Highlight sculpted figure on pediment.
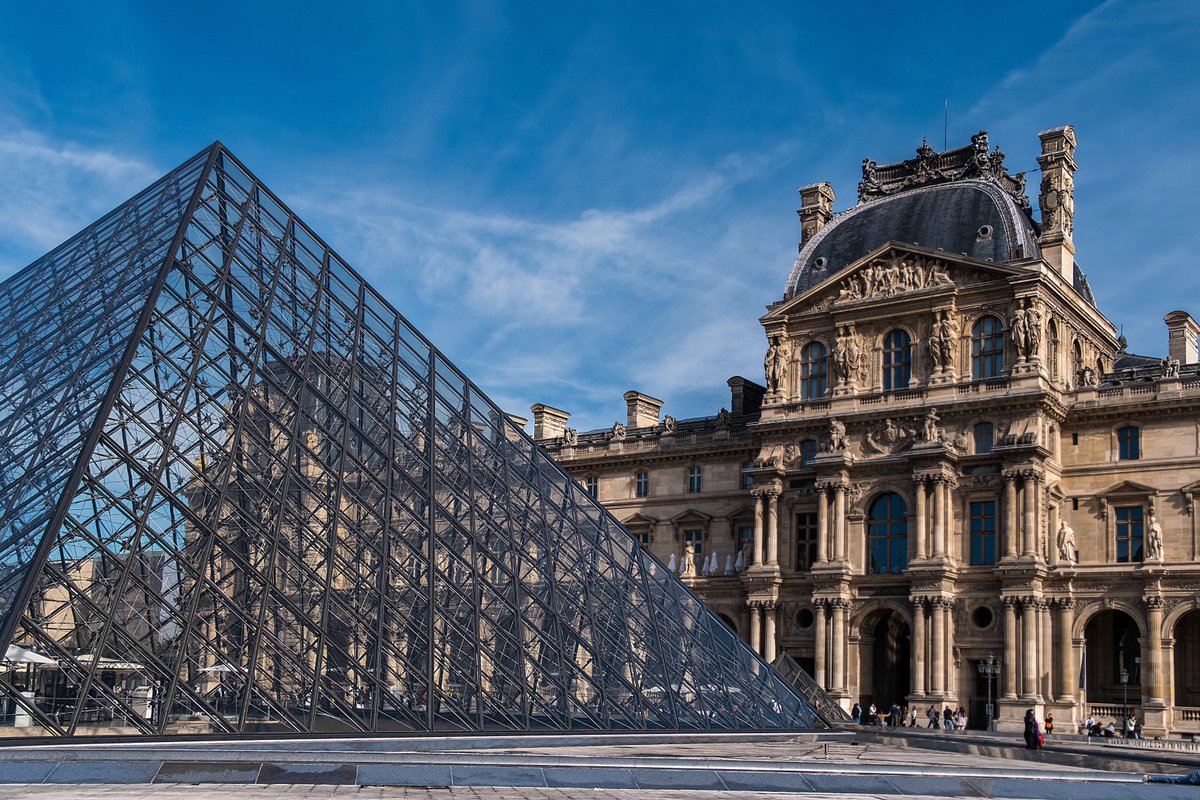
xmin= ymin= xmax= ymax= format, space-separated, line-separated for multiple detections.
xmin=833 ymin=255 xmax=953 ymax=305
xmin=861 ymin=418 xmax=913 ymax=456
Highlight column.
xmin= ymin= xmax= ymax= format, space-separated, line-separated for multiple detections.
xmin=816 ymin=487 xmax=829 ymax=563
xmin=945 ymin=600 xmax=956 ymax=697
xmin=831 ymin=601 xmax=846 ymax=692
xmin=1146 ymin=597 xmax=1165 ymax=705
xmin=1003 ymin=475 xmax=1018 ymax=559
xmin=814 ymin=602 xmax=827 ymax=689
xmin=930 ymin=599 xmax=945 ymax=695
xmin=1040 ymin=601 xmax=1053 ymax=701
xmin=1056 ymin=600 xmax=1075 ymax=702
xmin=834 ymin=483 xmax=847 ymax=562
xmin=749 ymin=602 xmax=762 ymax=654
xmin=764 ymin=603 xmax=778 ymax=663
xmin=1022 ymin=599 xmax=1037 ymax=698
xmin=766 ymin=490 xmax=780 ymax=566
xmin=911 ymin=599 xmax=926 ymax=696
xmin=1022 ymin=474 xmax=1037 ymax=556
xmin=932 ymin=479 xmax=946 ymax=557
xmin=1003 ymin=599 xmax=1017 ymax=699
xmin=914 ymin=480 xmax=927 ymax=560
xmin=752 ymin=491 xmax=764 ymax=566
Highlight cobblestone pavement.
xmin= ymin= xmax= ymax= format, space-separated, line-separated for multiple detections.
xmin=0 ymin=786 xmax=964 ymax=800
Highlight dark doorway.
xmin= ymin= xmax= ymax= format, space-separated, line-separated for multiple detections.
xmin=869 ymin=612 xmax=911 ymax=713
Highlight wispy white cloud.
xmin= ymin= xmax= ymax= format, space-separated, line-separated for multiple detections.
xmin=0 ymin=129 xmax=159 ymax=270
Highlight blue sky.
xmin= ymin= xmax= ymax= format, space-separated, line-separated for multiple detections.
xmin=1 ymin=1 xmax=1197 ymax=432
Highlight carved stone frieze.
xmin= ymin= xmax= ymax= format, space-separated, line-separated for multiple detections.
xmin=860 ymin=418 xmax=915 ymax=456
xmin=833 ymin=254 xmax=953 ymax=304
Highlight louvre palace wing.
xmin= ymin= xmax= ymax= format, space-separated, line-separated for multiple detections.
xmin=0 ymin=143 xmax=818 ymax=736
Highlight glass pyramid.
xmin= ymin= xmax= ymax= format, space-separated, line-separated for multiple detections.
xmin=0 ymin=143 xmax=818 ymax=737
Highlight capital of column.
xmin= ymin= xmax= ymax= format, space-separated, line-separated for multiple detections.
xmin=1053 ymin=597 xmax=1076 ymax=611
xmin=1143 ymin=595 xmax=1165 ymax=611
xmin=1002 ymin=595 xmax=1020 ymax=610
xmin=829 ymin=597 xmax=852 ymax=611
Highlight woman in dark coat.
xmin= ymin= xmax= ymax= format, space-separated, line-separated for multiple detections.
xmin=1023 ymin=708 xmax=1041 ymax=750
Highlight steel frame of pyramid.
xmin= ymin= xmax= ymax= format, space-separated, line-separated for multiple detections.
xmin=0 ymin=143 xmax=818 ymax=737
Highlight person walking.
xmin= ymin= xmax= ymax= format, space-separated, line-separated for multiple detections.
xmin=942 ymin=705 xmax=953 ymax=730
xmin=1125 ymin=713 xmax=1137 ymax=739
xmin=1023 ymin=708 xmax=1042 ymax=750
xmin=909 ymin=706 xmax=918 ymax=728
xmin=927 ymin=705 xmax=938 ymax=728
xmin=851 ymin=702 xmax=862 ymax=724
xmin=1045 ymin=713 xmax=1054 ymax=736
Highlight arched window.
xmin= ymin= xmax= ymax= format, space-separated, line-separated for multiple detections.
xmin=800 ymin=341 xmax=828 ymax=400
xmin=971 ymin=316 xmax=1006 ymax=380
xmin=867 ymin=492 xmax=908 ymax=575
xmin=882 ymin=329 xmax=912 ymax=392
xmin=1048 ymin=320 xmax=1060 ymax=382
xmin=1073 ymin=339 xmax=1084 ymax=382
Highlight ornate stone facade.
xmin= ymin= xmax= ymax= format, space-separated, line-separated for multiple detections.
xmin=535 ymin=127 xmax=1200 ymax=739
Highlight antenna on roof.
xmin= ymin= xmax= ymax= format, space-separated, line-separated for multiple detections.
xmin=944 ymin=99 xmax=949 ymax=151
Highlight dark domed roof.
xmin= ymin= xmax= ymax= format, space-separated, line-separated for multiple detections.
xmin=785 ymin=179 xmax=1040 ymax=299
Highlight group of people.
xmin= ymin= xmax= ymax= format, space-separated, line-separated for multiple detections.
xmin=1082 ymin=712 xmax=1142 ymax=739
xmin=850 ymin=701 xmax=969 ymax=731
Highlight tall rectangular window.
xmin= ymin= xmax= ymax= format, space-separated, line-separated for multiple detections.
xmin=1118 ymin=426 xmax=1140 ymax=460
xmin=688 ymin=465 xmax=703 ymax=493
xmin=969 ymin=500 xmax=997 ymax=565
xmin=585 ymin=475 xmax=598 ymax=498
xmin=796 ymin=512 xmax=818 ymax=571
xmin=635 ymin=470 xmax=649 ymax=497
xmin=974 ymin=423 xmax=994 ymax=455
xmin=683 ymin=529 xmax=704 ymax=573
xmin=1115 ymin=505 xmax=1144 ymax=562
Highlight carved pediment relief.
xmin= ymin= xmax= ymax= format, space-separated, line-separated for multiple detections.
xmin=768 ymin=245 xmax=1015 ymax=321
xmin=858 ymin=417 xmax=916 ymax=457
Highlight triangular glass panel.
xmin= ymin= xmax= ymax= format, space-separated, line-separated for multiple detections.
xmin=0 ymin=143 xmax=820 ymax=736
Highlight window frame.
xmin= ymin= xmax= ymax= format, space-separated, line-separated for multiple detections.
xmin=971 ymin=315 xmax=1006 ymax=380
xmin=867 ymin=492 xmax=909 ymax=575
xmin=882 ymin=329 xmax=913 ymax=392
xmin=634 ymin=470 xmax=649 ymax=498
xmin=800 ymin=341 xmax=829 ymax=400
xmin=1117 ymin=426 xmax=1141 ymax=461
xmin=795 ymin=511 xmax=818 ymax=571
xmin=974 ymin=422 xmax=994 ymax=455
xmin=969 ymin=499 xmax=998 ymax=565
xmin=1115 ymin=505 xmax=1144 ymax=563
xmin=687 ymin=464 xmax=703 ymax=494
xmin=584 ymin=475 xmax=598 ymax=498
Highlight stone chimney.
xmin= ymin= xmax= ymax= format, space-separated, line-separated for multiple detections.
xmin=797 ymin=182 xmax=835 ymax=244
xmin=1164 ymin=310 xmax=1200 ymax=365
xmin=503 ymin=413 xmax=528 ymax=443
xmin=623 ymin=390 xmax=664 ymax=429
xmin=530 ymin=403 xmax=570 ymax=440
xmin=1036 ymin=126 xmax=1077 ymax=283
xmin=727 ymin=376 xmax=766 ymax=416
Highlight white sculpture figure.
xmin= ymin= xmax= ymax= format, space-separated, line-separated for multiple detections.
xmin=681 ymin=542 xmax=697 ymax=577
xmin=921 ymin=408 xmax=942 ymax=443
xmin=1146 ymin=514 xmax=1165 ymax=561
xmin=1057 ymin=520 xmax=1079 ymax=564
xmin=724 ymin=553 xmax=734 ymax=575
xmin=764 ymin=336 xmax=789 ymax=394
xmin=734 ymin=549 xmax=745 ymax=573
xmin=666 ymin=553 xmax=677 ymax=573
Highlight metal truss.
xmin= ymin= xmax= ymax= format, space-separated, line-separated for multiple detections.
xmin=0 ymin=143 xmax=819 ymax=736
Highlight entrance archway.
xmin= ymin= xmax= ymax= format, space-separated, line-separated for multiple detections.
xmin=1084 ymin=609 xmax=1141 ymax=713
xmin=1174 ymin=610 xmax=1200 ymax=709
xmin=857 ymin=609 xmax=911 ymax=713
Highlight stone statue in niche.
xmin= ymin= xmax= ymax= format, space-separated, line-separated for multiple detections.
xmin=1057 ymin=520 xmax=1079 ymax=564
xmin=1026 ymin=299 xmax=1043 ymax=358
xmin=764 ymin=336 xmax=790 ymax=394
xmin=1009 ymin=299 xmax=1030 ymax=361
xmin=1146 ymin=514 xmax=1165 ymax=561
xmin=832 ymin=325 xmax=862 ymax=386
xmin=930 ymin=309 xmax=958 ymax=372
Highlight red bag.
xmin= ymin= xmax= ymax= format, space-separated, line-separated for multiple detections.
xmin=1038 ymin=732 xmax=1044 ymax=747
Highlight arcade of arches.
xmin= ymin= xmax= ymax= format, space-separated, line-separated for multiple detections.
xmin=539 ymin=127 xmax=1200 ymax=737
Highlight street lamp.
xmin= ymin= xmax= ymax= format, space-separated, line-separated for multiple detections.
xmin=1121 ymin=666 xmax=1129 ymax=727
xmin=977 ymin=652 xmax=1001 ymax=732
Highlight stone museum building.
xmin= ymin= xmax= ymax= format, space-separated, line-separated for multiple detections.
xmin=535 ymin=126 xmax=1200 ymax=738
